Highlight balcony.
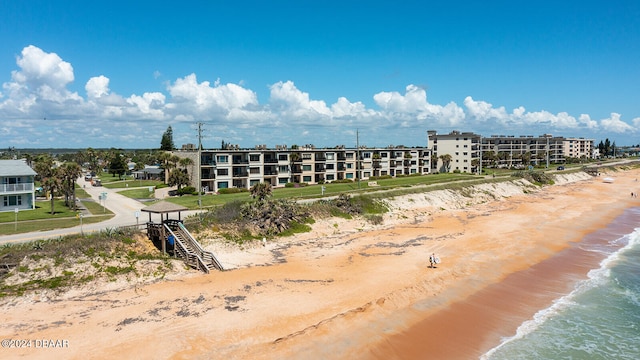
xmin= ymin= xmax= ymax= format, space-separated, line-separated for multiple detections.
xmin=201 ymin=171 xmax=215 ymax=180
xmin=0 ymin=183 xmax=34 ymax=194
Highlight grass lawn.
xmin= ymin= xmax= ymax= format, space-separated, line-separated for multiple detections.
xmin=103 ymin=179 xmax=164 ymax=189
xmin=0 ymin=214 xmax=112 ymax=235
xmin=0 ymin=200 xmax=79 ymax=222
xmin=81 ymin=198 xmax=114 ymax=216
xmin=161 ymin=173 xmax=485 ymax=210
xmin=0 ymin=199 xmax=114 ymax=235
xmin=95 ymin=173 xmax=164 ymax=189
xmin=117 ymin=188 xmax=156 ymax=200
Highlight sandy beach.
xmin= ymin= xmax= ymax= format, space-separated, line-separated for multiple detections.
xmin=1 ymin=168 xmax=638 ymax=360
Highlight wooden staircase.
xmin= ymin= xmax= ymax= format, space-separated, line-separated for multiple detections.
xmin=165 ymin=222 xmax=224 ymax=273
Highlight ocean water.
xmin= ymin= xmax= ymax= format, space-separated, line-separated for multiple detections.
xmin=483 ymin=209 xmax=640 ymax=360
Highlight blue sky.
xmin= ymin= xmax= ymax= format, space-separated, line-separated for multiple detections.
xmin=1 ymin=0 xmax=639 ymax=149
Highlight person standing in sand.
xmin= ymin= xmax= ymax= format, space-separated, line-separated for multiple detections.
xmin=429 ymin=253 xmax=436 ymax=268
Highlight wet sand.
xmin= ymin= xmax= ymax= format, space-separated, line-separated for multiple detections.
xmin=369 ymin=207 xmax=638 ymax=360
xmin=1 ymin=169 xmax=638 ymax=360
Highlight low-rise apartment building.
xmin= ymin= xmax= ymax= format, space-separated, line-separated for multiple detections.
xmin=174 ymin=145 xmax=431 ymax=193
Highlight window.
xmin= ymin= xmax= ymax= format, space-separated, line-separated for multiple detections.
xmin=364 ymin=172 xmax=370 ymax=177
xmin=326 ymin=163 xmax=334 ymax=170
xmin=278 ymin=178 xmax=288 ymax=184
xmin=3 ymin=195 xmax=22 ymax=206
xmin=326 ymin=174 xmax=334 ymax=180
xmin=217 ymin=181 xmax=228 ymax=189
xmin=249 ymin=154 xmax=260 ymax=162
xmin=217 ymin=169 xmax=229 ymax=176
xmin=250 ymin=167 xmax=260 ymax=174
xmin=363 ymin=152 xmax=371 ymax=159
xmin=326 ymin=153 xmax=334 ymax=160
xmin=346 ymin=163 xmax=353 ymax=169
xmin=250 ymin=179 xmax=260 ymax=186
xmin=381 ymin=152 xmax=388 ymax=158
xmin=278 ymin=154 xmax=288 ymax=161
xmin=279 ymin=165 xmax=289 ymax=172
xmin=346 ymin=173 xmax=354 ymax=179
xmin=303 ymin=165 xmax=312 ymax=171
xmin=302 ymin=153 xmax=312 ymax=160
xmin=217 ymin=155 xmax=228 ymax=163
xmin=346 ymin=153 xmax=354 ymax=159
xmin=303 ymin=176 xmax=312 ymax=182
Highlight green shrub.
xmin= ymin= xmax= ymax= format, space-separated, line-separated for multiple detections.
xmin=218 ymin=188 xmax=248 ymax=194
xmin=178 ymin=186 xmax=196 ymax=195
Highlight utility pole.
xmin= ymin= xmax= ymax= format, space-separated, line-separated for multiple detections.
xmin=546 ymin=135 xmax=550 ymax=169
xmin=197 ymin=122 xmax=203 ymax=217
xmin=479 ymin=135 xmax=483 ymax=175
xmin=356 ymin=129 xmax=360 ymax=189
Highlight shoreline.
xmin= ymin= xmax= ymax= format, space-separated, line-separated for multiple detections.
xmin=1 ymin=169 xmax=639 ymax=360
xmin=368 ymin=206 xmax=640 ymax=360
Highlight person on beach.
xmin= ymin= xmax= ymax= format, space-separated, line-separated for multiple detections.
xmin=429 ymin=253 xmax=436 ymax=268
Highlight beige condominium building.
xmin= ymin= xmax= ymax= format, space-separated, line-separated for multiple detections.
xmin=174 ymin=144 xmax=432 ymax=193
xmin=428 ymin=130 xmax=594 ymax=173
xmin=563 ymin=137 xmax=594 ymax=159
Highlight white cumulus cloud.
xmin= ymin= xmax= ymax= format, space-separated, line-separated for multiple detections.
xmin=269 ymin=80 xmax=332 ymax=117
xmin=601 ymin=113 xmax=636 ymax=133
xmin=85 ymin=75 xmax=110 ymax=98
xmin=373 ymin=85 xmax=465 ymax=126
xmin=167 ymin=73 xmax=258 ymax=116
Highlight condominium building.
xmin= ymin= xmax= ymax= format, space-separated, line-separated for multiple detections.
xmin=563 ymin=137 xmax=594 ymax=159
xmin=427 ymin=130 xmax=481 ymax=173
xmin=172 ymin=131 xmax=593 ymax=189
xmin=481 ymin=134 xmax=566 ymax=168
xmin=174 ymin=145 xmax=431 ymax=193
xmin=428 ymin=130 xmax=594 ymax=173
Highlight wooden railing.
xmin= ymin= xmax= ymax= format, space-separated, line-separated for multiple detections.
xmin=178 ymin=222 xmax=224 ymax=271
xmin=163 ymin=222 xmax=224 ymax=272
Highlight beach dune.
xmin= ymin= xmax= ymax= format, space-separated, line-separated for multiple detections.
xmin=1 ymin=169 xmax=637 ymax=360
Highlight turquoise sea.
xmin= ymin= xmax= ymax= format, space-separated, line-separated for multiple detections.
xmin=482 ymin=207 xmax=640 ymax=360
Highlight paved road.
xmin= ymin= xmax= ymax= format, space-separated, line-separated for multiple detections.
xmin=0 ymin=178 xmax=183 ymax=245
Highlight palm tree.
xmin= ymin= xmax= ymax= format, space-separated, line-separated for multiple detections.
xmin=33 ymin=155 xmax=61 ymax=215
xmin=289 ymin=152 xmax=300 ymax=184
xmin=179 ymin=157 xmax=194 ymax=182
xmin=158 ymin=151 xmax=173 ymax=183
xmin=250 ymin=182 xmax=272 ymax=201
xmin=438 ymin=154 xmax=452 ymax=173
xmin=60 ymin=162 xmax=82 ymax=209
xmin=168 ymin=168 xmax=190 ymax=194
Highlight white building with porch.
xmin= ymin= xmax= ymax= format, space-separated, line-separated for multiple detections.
xmin=0 ymin=160 xmax=37 ymax=212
